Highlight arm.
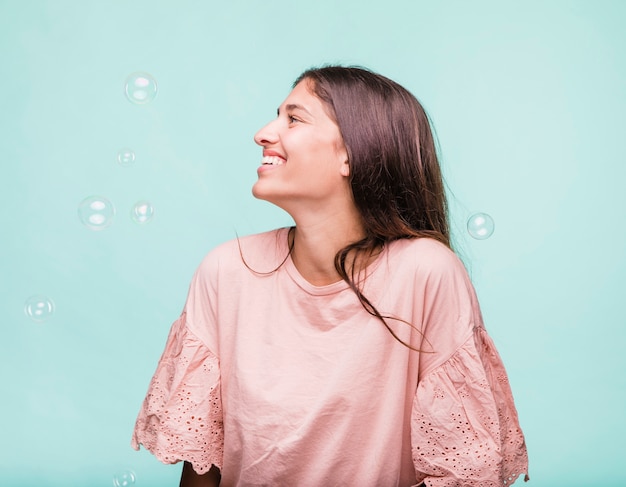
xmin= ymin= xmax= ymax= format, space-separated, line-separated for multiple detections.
xmin=179 ymin=462 xmax=221 ymax=487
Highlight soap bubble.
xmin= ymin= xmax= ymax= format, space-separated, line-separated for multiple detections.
xmin=78 ymin=196 xmax=115 ymax=231
xmin=24 ymin=295 xmax=55 ymax=322
xmin=117 ymin=148 xmax=136 ymax=167
xmin=113 ymin=469 xmax=136 ymax=487
xmin=467 ymin=212 xmax=495 ymax=240
xmin=125 ymin=72 xmax=157 ymax=104
xmin=131 ymin=201 xmax=154 ymax=224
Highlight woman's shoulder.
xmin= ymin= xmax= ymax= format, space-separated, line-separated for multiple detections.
xmin=389 ymin=236 xmax=465 ymax=276
xmin=197 ymin=227 xmax=290 ymax=274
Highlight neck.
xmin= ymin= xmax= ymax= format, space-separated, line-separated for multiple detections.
xmin=288 ymin=208 xmax=368 ymax=286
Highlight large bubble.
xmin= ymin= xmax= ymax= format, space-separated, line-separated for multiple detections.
xmin=24 ymin=295 xmax=55 ymax=322
xmin=467 ymin=212 xmax=495 ymax=240
xmin=124 ymin=72 xmax=158 ymax=105
xmin=78 ymin=196 xmax=115 ymax=231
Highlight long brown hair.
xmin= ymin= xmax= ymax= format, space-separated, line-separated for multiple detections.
xmin=294 ymin=66 xmax=449 ymax=248
xmin=292 ymin=66 xmax=450 ymax=348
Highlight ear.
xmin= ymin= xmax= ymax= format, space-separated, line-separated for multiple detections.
xmin=340 ymin=159 xmax=350 ymax=177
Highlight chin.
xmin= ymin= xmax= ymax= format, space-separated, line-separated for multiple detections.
xmin=251 ymin=186 xmax=293 ymax=213
xmin=252 ymin=184 xmax=277 ymax=204
xmin=251 ymin=183 xmax=268 ymax=201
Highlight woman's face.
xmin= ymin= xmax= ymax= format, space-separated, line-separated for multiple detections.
xmin=252 ymin=80 xmax=350 ymax=214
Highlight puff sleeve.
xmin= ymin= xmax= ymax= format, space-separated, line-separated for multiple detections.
xmin=131 ymin=311 xmax=224 ymax=474
xmin=412 ymin=325 xmax=529 ymax=486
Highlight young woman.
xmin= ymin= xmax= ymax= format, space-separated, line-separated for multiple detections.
xmin=132 ymin=66 xmax=529 ymax=486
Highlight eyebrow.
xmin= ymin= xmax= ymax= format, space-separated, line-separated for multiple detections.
xmin=277 ymin=103 xmax=313 ymax=116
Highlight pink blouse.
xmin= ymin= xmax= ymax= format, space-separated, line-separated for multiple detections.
xmin=132 ymin=228 xmax=529 ymax=486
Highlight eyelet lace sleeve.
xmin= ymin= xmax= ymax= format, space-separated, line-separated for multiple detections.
xmin=412 ymin=326 xmax=529 ymax=486
xmin=131 ymin=311 xmax=223 ymax=474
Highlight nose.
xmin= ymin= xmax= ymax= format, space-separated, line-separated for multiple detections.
xmin=254 ymin=119 xmax=279 ymax=147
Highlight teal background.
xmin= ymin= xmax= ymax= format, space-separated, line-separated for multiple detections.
xmin=1 ymin=0 xmax=625 ymax=485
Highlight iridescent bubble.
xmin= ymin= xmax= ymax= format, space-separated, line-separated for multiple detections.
xmin=467 ymin=212 xmax=495 ymax=240
xmin=24 ymin=295 xmax=55 ymax=322
xmin=78 ymin=196 xmax=115 ymax=231
xmin=117 ymin=148 xmax=136 ymax=167
xmin=113 ymin=469 xmax=136 ymax=487
xmin=124 ymin=72 xmax=157 ymax=104
xmin=131 ymin=201 xmax=154 ymax=224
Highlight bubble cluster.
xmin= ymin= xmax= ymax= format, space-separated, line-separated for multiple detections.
xmin=113 ymin=469 xmax=136 ymax=487
xmin=117 ymin=148 xmax=136 ymax=167
xmin=24 ymin=295 xmax=55 ymax=322
xmin=131 ymin=201 xmax=154 ymax=224
xmin=125 ymin=72 xmax=158 ymax=105
xmin=467 ymin=212 xmax=495 ymax=240
xmin=78 ymin=196 xmax=115 ymax=231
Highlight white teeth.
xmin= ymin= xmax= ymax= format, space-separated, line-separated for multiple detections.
xmin=261 ymin=155 xmax=285 ymax=166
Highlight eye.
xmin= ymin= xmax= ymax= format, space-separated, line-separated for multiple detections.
xmin=288 ymin=114 xmax=301 ymax=124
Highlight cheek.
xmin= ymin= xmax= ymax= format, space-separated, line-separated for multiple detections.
xmin=312 ymin=134 xmax=344 ymax=160
xmin=283 ymin=129 xmax=345 ymax=170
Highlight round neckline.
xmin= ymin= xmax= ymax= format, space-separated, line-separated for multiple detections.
xmin=284 ymin=256 xmax=350 ymax=296
xmin=277 ymin=227 xmax=387 ymax=296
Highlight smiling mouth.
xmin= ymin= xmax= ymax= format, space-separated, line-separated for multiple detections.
xmin=261 ymin=155 xmax=286 ymax=166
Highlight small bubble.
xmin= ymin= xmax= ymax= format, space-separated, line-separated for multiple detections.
xmin=78 ymin=196 xmax=115 ymax=231
xmin=131 ymin=201 xmax=154 ymax=224
xmin=113 ymin=470 xmax=136 ymax=487
xmin=467 ymin=212 xmax=495 ymax=240
xmin=117 ymin=148 xmax=136 ymax=167
xmin=125 ymin=72 xmax=157 ymax=105
xmin=24 ymin=295 xmax=55 ymax=322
